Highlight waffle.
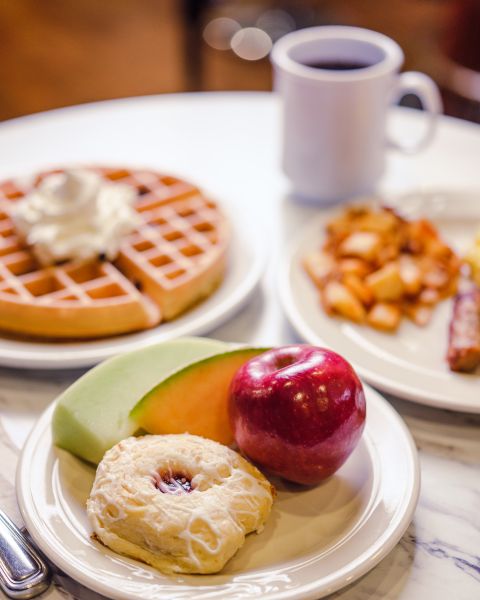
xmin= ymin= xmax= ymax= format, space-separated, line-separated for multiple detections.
xmin=0 ymin=167 xmax=229 ymax=339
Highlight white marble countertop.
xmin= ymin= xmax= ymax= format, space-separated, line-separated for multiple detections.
xmin=0 ymin=93 xmax=479 ymax=599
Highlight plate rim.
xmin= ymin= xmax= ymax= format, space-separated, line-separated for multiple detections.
xmin=0 ymin=221 xmax=265 ymax=370
xmin=279 ymin=195 xmax=480 ymax=414
xmin=16 ymin=385 xmax=420 ymax=600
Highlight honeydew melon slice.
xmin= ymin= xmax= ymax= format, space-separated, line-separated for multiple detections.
xmin=51 ymin=337 xmax=229 ymax=464
xmin=130 ymin=347 xmax=268 ymax=445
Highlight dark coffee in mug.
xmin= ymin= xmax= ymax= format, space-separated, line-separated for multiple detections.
xmin=303 ymin=60 xmax=372 ymax=70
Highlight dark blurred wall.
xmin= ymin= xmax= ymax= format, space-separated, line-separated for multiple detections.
xmin=0 ymin=0 xmax=185 ymax=119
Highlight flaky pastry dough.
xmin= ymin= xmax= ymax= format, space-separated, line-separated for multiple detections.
xmin=87 ymin=434 xmax=274 ymax=574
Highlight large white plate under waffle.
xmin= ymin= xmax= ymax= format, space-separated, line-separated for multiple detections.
xmin=17 ymin=385 xmax=419 ymax=600
xmin=0 ymin=221 xmax=264 ymax=369
xmin=280 ymin=191 xmax=480 ymax=413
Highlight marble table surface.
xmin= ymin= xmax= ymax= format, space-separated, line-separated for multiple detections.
xmin=0 ymin=93 xmax=479 ymax=599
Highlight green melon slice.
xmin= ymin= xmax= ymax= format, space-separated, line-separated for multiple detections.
xmin=130 ymin=347 xmax=268 ymax=445
xmin=51 ymin=337 xmax=229 ymax=464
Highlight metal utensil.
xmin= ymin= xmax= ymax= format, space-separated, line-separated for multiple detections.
xmin=0 ymin=510 xmax=50 ymax=598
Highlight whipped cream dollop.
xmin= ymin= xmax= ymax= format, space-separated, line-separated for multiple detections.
xmin=11 ymin=169 xmax=140 ymax=265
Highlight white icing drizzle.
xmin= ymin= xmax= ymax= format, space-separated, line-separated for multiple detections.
xmin=87 ymin=434 xmax=274 ymax=574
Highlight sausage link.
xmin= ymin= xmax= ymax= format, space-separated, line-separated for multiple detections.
xmin=447 ymin=289 xmax=480 ymax=372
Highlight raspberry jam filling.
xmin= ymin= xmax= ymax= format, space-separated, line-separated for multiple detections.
xmin=154 ymin=471 xmax=194 ymax=495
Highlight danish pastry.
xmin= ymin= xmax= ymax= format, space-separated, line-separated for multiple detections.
xmin=87 ymin=434 xmax=274 ymax=574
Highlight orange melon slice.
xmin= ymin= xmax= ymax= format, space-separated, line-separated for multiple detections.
xmin=130 ymin=347 xmax=268 ymax=445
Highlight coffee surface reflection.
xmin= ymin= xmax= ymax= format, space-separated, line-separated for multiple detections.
xmin=302 ymin=60 xmax=372 ymax=70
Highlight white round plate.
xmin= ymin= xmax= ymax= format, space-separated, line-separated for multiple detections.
xmin=0 ymin=221 xmax=264 ymax=370
xmin=280 ymin=190 xmax=480 ymax=413
xmin=17 ymin=386 xmax=419 ymax=600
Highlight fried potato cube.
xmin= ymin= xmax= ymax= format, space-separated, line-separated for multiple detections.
xmin=366 ymin=302 xmax=402 ymax=332
xmin=339 ymin=231 xmax=382 ymax=261
xmin=427 ymin=240 xmax=455 ymax=260
xmin=325 ymin=214 xmax=353 ymax=236
xmin=404 ymin=219 xmax=439 ymax=254
xmin=447 ymin=252 xmax=462 ymax=271
xmin=365 ymin=262 xmax=404 ymax=301
xmin=404 ymin=302 xmax=433 ymax=326
xmin=417 ymin=255 xmax=459 ymax=298
xmin=345 ymin=205 xmax=371 ymax=218
xmin=343 ymin=273 xmax=374 ymax=306
xmin=325 ymin=210 xmax=360 ymax=240
xmin=439 ymin=272 xmax=459 ymax=299
xmin=376 ymin=243 xmax=400 ymax=267
xmin=423 ymin=265 xmax=450 ymax=289
xmin=303 ymin=251 xmax=335 ymax=286
xmin=410 ymin=219 xmax=439 ymax=240
xmin=356 ymin=209 xmax=399 ymax=234
xmin=322 ymin=281 xmax=366 ymax=323
xmin=419 ymin=288 xmax=440 ymax=305
xmin=338 ymin=258 xmax=371 ymax=278
xmin=399 ymin=255 xmax=422 ymax=295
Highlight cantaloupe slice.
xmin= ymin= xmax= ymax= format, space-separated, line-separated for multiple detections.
xmin=130 ymin=347 xmax=268 ymax=445
xmin=52 ymin=337 xmax=229 ymax=464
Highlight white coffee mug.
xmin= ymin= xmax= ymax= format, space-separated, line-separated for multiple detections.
xmin=271 ymin=26 xmax=442 ymax=202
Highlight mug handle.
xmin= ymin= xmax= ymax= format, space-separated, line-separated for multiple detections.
xmin=388 ymin=71 xmax=443 ymax=154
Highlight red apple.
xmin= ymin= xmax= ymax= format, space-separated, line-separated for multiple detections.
xmin=228 ymin=345 xmax=366 ymax=485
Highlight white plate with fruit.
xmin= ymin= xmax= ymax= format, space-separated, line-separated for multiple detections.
xmin=280 ymin=191 xmax=480 ymax=413
xmin=17 ymin=338 xmax=419 ymax=600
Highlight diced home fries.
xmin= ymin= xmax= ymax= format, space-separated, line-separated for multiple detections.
xmin=303 ymin=205 xmax=461 ymax=332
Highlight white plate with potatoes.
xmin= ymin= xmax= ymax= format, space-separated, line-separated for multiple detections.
xmin=280 ymin=191 xmax=480 ymax=413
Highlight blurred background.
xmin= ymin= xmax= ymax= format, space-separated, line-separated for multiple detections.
xmin=1 ymin=0 xmax=479 ymax=122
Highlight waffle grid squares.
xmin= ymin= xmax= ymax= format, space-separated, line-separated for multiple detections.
xmin=0 ymin=258 xmax=136 ymax=305
xmin=117 ymin=182 xmax=227 ymax=290
xmin=0 ymin=167 xmax=228 ymax=337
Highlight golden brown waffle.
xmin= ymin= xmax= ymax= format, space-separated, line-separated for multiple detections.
xmin=0 ymin=167 xmax=229 ymax=339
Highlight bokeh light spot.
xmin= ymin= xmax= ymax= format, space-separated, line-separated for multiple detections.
xmin=203 ymin=17 xmax=241 ymax=51
xmin=231 ymin=27 xmax=272 ymax=61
